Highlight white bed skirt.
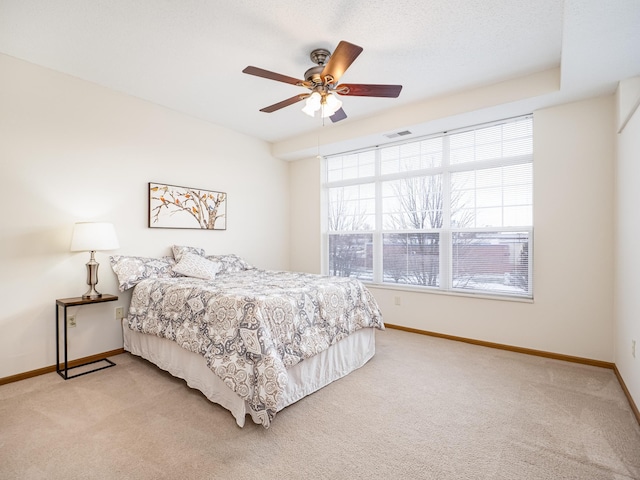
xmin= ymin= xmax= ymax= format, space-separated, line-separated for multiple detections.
xmin=123 ymin=321 xmax=376 ymax=427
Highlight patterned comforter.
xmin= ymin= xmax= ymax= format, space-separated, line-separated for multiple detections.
xmin=127 ymin=269 xmax=384 ymax=427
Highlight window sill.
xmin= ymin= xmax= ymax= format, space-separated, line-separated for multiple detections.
xmin=364 ymin=282 xmax=534 ymax=304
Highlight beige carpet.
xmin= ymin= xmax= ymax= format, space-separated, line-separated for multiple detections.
xmin=1 ymin=329 xmax=639 ymax=480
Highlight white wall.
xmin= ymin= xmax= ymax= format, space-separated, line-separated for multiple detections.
xmin=615 ymin=77 xmax=640 ymax=407
xmin=290 ymin=95 xmax=615 ymax=362
xmin=289 ymin=157 xmax=322 ymax=274
xmin=0 ymin=54 xmax=290 ymax=378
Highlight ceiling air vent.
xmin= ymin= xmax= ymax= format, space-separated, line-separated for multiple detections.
xmin=384 ymin=130 xmax=412 ymax=139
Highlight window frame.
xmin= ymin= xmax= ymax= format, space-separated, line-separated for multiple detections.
xmin=322 ymin=115 xmax=534 ymax=300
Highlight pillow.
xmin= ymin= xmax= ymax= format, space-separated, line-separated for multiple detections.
xmin=110 ymin=255 xmax=177 ymax=291
xmin=205 ymin=254 xmax=254 ymax=273
xmin=172 ymin=245 xmax=206 ymax=262
xmin=172 ymin=253 xmax=221 ymax=280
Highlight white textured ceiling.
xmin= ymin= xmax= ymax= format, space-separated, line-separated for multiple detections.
xmin=1 ymin=0 xmax=639 ymax=158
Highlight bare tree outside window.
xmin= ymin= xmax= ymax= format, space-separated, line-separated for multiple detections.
xmin=383 ymin=175 xmax=474 ymax=286
xmin=328 ymin=187 xmax=373 ymax=279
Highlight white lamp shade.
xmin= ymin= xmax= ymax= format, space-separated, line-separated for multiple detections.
xmin=70 ymin=222 xmax=120 ymax=252
xmin=302 ymin=92 xmax=322 ymax=117
xmin=324 ymin=93 xmax=342 ymax=114
xmin=301 ymin=103 xmax=317 ymax=117
xmin=307 ymin=92 xmax=321 ymax=108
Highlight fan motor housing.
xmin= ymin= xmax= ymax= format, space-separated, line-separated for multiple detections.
xmin=304 ymin=65 xmax=324 ymax=85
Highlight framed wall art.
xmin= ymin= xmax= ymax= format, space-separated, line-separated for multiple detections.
xmin=148 ymin=182 xmax=227 ymax=230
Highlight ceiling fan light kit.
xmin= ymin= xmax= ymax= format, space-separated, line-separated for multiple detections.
xmin=242 ymin=41 xmax=402 ymax=123
xmin=301 ymin=91 xmax=343 ymax=118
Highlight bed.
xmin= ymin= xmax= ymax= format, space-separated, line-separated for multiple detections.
xmin=111 ymin=248 xmax=384 ymax=428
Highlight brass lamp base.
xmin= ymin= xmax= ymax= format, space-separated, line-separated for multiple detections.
xmin=82 ymin=251 xmax=103 ymax=299
xmin=82 ymin=287 xmax=103 ymax=300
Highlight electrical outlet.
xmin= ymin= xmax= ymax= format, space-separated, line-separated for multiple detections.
xmin=67 ymin=315 xmax=76 ymax=328
xmin=394 ymin=296 xmax=401 ymax=306
xmin=632 ymin=339 xmax=636 ymax=359
xmin=115 ymin=307 xmax=124 ymax=320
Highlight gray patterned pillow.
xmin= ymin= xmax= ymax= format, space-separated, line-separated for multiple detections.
xmin=205 ymin=254 xmax=254 ymax=273
xmin=172 ymin=253 xmax=221 ymax=280
xmin=110 ymin=255 xmax=177 ymax=291
xmin=172 ymin=245 xmax=206 ymax=262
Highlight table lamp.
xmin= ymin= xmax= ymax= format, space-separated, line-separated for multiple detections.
xmin=70 ymin=222 xmax=120 ymax=299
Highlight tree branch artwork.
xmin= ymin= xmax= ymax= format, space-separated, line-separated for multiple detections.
xmin=148 ymin=182 xmax=227 ymax=230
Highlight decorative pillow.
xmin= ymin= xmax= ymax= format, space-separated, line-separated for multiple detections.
xmin=172 ymin=253 xmax=221 ymax=280
xmin=205 ymin=254 xmax=254 ymax=273
xmin=172 ymin=245 xmax=206 ymax=262
xmin=109 ymin=255 xmax=177 ymax=291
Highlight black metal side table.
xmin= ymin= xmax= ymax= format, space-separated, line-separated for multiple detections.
xmin=55 ymin=294 xmax=118 ymax=380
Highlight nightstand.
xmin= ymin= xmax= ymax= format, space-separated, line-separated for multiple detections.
xmin=55 ymin=294 xmax=118 ymax=380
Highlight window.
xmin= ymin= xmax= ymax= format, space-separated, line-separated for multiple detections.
xmin=324 ymin=115 xmax=533 ymax=298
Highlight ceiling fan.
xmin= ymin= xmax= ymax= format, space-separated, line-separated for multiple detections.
xmin=242 ymin=40 xmax=402 ymax=123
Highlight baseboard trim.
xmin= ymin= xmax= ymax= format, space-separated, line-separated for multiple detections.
xmin=385 ymin=324 xmax=640 ymax=426
xmin=0 ymin=348 xmax=125 ymax=386
xmin=614 ymin=364 xmax=640 ymax=426
xmin=385 ymin=324 xmax=614 ymax=368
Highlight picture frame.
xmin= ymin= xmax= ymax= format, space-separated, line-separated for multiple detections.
xmin=148 ymin=182 xmax=227 ymax=230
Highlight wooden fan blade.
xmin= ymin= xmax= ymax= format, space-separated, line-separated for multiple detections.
xmin=329 ymin=108 xmax=347 ymax=123
xmin=243 ymin=66 xmax=306 ymax=86
xmin=336 ymin=83 xmax=402 ymax=98
xmin=259 ymin=94 xmax=308 ymax=113
xmin=321 ymin=41 xmax=363 ymax=84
